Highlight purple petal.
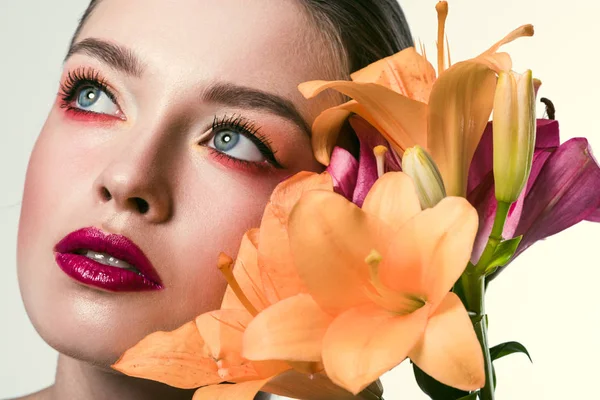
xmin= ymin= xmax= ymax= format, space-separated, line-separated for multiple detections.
xmin=468 ymin=143 xmax=557 ymax=263
xmin=327 ymin=147 xmax=359 ymax=201
xmin=488 ymin=138 xmax=600 ymax=279
xmin=348 ymin=116 xmax=386 ymax=206
xmin=515 ymin=138 xmax=600 ymax=250
xmin=468 ymin=119 xmax=560 ymax=195
xmin=587 ymin=208 xmax=600 ymax=222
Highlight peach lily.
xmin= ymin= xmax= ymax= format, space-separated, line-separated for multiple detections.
xmin=114 ymin=172 xmax=382 ymax=400
xmin=243 ymin=172 xmax=485 ymax=394
xmin=299 ymin=1 xmax=534 ymax=196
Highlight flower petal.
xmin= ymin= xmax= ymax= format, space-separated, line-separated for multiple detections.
xmin=243 ymin=294 xmax=333 ymax=362
xmin=380 ymin=197 xmax=478 ymax=306
xmin=310 ymin=100 xmax=359 ymax=165
xmin=489 ymin=138 xmax=600 ymax=279
xmin=587 ymin=208 xmax=600 ymax=222
xmin=362 ymin=172 xmax=421 ymax=229
xmin=468 ymin=119 xmax=560 ymax=195
xmin=409 ymin=293 xmax=485 ymax=391
xmin=288 ymin=190 xmax=385 ymax=314
xmin=258 ymin=172 xmax=333 ymax=304
xmin=327 ymin=147 xmax=359 ymax=201
xmin=322 ymin=304 xmax=430 ymax=394
xmin=221 ymin=229 xmax=268 ymax=312
xmin=192 ymin=377 xmax=274 ymax=400
xmin=299 ymin=80 xmax=428 ymax=156
xmin=349 ymin=116 xmax=403 ymax=207
xmin=427 ymin=61 xmax=497 ymax=196
xmin=350 ymin=47 xmax=436 ymax=103
xmin=112 ymin=321 xmax=219 ymax=388
xmin=196 ymin=310 xmax=289 ymax=382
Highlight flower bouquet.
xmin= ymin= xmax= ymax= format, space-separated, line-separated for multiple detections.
xmin=112 ymin=2 xmax=600 ymax=399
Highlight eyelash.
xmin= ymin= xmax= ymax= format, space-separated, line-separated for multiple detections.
xmin=58 ymin=66 xmax=120 ymax=115
xmin=207 ymin=114 xmax=283 ymax=169
xmin=57 ymin=66 xmax=283 ymax=169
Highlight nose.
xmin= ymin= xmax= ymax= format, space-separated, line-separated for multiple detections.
xmin=94 ymin=139 xmax=174 ymax=223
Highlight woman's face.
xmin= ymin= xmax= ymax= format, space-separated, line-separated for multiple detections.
xmin=17 ymin=0 xmax=335 ymax=367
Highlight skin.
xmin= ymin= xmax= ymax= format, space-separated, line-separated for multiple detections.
xmin=16 ymin=0 xmax=341 ymax=398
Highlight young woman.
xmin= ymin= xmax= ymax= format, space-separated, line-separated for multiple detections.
xmin=14 ymin=1 xmax=413 ymax=398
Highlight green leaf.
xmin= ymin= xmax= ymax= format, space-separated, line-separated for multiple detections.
xmin=484 ymin=236 xmax=523 ymax=275
xmin=457 ymin=393 xmax=479 ymax=400
xmin=490 ymin=341 xmax=532 ymax=363
xmin=412 ymin=363 xmax=469 ymax=400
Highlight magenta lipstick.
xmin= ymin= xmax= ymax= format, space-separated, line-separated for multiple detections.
xmin=54 ymin=227 xmax=163 ymax=292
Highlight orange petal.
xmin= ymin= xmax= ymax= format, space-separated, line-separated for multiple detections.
xmin=112 ymin=321 xmax=219 ymax=389
xmin=380 ymin=197 xmax=478 ymax=307
xmin=221 ymin=229 xmax=269 ymax=313
xmin=258 ymin=172 xmax=333 ymax=304
xmin=362 ymin=172 xmax=422 ymax=229
xmin=288 ymin=190 xmax=385 ymax=314
xmin=409 ymin=293 xmax=485 ymax=391
xmin=192 ymin=377 xmax=274 ymax=400
xmin=427 ymin=61 xmax=496 ymax=196
xmin=310 ymin=100 xmax=359 ymax=165
xmin=196 ymin=310 xmax=289 ymax=382
xmin=350 ymin=47 xmax=436 ymax=103
xmin=322 ymin=304 xmax=430 ymax=394
xmin=243 ymin=294 xmax=333 ymax=362
xmin=299 ymin=80 xmax=428 ymax=155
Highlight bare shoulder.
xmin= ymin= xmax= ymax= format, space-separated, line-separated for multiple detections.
xmin=6 ymin=387 xmax=52 ymax=400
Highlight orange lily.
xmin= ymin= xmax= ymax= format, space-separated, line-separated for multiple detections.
xmin=243 ymin=172 xmax=484 ymax=394
xmin=114 ymin=172 xmax=383 ymax=400
xmin=299 ymin=1 xmax=533 ymax=196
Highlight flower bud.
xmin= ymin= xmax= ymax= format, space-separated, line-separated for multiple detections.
xmin=493 ymin=69 xmax=536 ymax=203
xmin=401 ymin=146 xmax=446 ymax=209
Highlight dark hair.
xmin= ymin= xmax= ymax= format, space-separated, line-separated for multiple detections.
xmin=70 ymin=0 xmax=414 ymax=77
xmin=299 ymin=1 xmax=414 ymax=76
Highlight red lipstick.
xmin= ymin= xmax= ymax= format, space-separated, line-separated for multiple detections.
xmin=54 ymin=227 xmax=163 ymax=292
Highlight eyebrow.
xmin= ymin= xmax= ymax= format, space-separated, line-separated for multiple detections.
xmin=64 ymin=38 xmax=310 ymax=135
xmin=64 ymin=38 xmax=145 ymax=78
xmin=202 ymin=83 xmax=311 ymax=136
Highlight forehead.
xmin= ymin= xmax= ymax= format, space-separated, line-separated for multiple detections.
xmin=77 ymin=0 xmax=333 ymax=109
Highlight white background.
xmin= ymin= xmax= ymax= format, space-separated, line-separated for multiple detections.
xmin=1 ymin=1 xmax=599 ymax=399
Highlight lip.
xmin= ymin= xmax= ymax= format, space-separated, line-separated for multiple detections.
xmin=54 ymin=227 xmax=163 ymax=292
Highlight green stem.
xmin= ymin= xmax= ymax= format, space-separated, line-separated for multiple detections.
xmin=475 ymin=201 xmax=510 ymax=274
xmin=460 ymin=274 xmax=494 ymax=400
xmin=455 ymin=201 xmax=512 ymax=400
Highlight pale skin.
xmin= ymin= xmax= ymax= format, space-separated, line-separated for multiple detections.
xmin=16 ymin=0 xmax=342 ymax=398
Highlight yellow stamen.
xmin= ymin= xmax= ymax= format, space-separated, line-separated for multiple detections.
xmin=373 ymin=145 xmax=388 ymax=178
xmin=484 ymin=24 xmax=534 ymax=55
xmin=436 ymin=1 xmax=449 ymax=74
xmin=218 ymin=252 xmax=259 ymax=316
xmin=445 ymin=34 xmax=452 ymax=68
xmin=363 ymin=249 xmax=426 ymax=315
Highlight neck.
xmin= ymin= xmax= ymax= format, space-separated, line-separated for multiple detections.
xmin=50 ymin=354 xmax=196 ymax=400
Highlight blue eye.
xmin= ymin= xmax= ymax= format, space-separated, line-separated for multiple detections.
xmin=74 ymin=84 xmax=121 ymax=116
xmin=208 ymin=128 xmax=265 ymax=162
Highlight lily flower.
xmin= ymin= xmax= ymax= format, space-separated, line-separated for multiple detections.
xmin=299 ymin=0 xmax=533 ymax=196
xmin=242 ymin=172 xmax=485 ymax=394
xmin=492 ymin=69 xmax=536 ymax=204
xmin=114 ymin=172 xmax=382 ymax=400
xmin=468 ymin=119 xmax=600 ymax=276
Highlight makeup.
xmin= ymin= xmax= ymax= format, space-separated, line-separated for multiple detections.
xmin=54 ymin=227 xmax=163 ymax=292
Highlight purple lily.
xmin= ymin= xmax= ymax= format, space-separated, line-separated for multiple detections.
xmin=468 ymin=119 xmax=600 ymax=279
xmin=326 ymin=116 xmax=400 ymax=207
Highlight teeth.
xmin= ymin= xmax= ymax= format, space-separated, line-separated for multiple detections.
xmin=83 ymin=250 xmax=140 ymax=273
